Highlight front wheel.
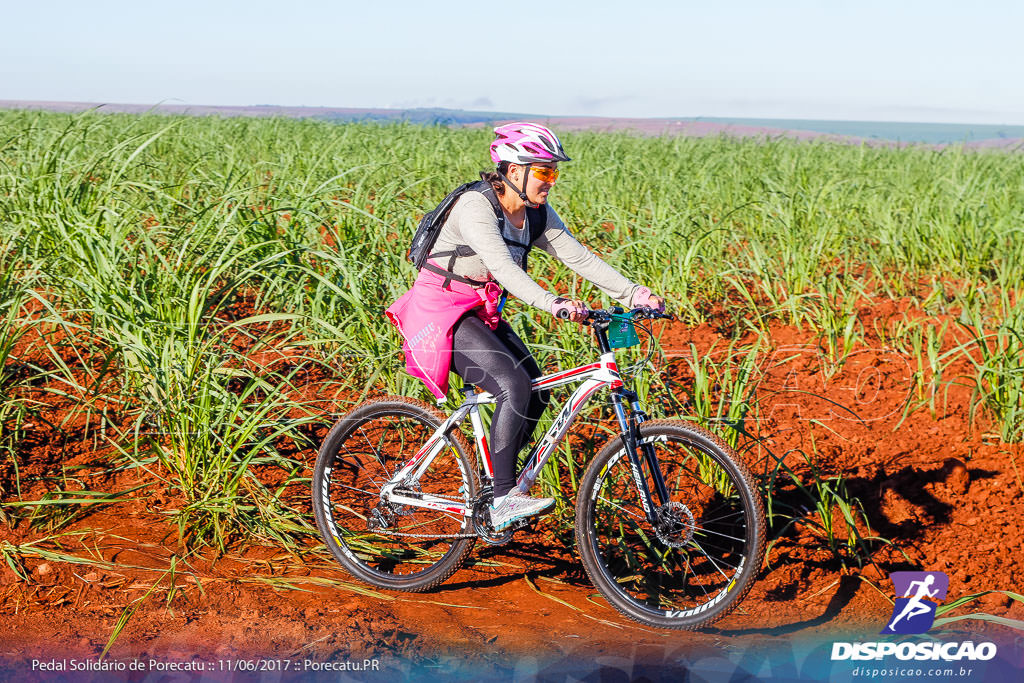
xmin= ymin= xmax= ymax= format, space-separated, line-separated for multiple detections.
xmin=312 ymin=396 xmax=478 ymax=592
xmin=575 ymin=420 xmax=765 ymax=629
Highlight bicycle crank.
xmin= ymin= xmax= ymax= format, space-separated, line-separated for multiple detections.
xmin=470 ymin=487 xmax=531 ymax=546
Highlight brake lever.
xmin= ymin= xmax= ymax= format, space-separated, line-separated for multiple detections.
xmin=633 ymin=307 xmax=673 ymax=321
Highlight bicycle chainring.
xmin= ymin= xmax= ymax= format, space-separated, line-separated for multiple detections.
xmin=654 ymin=501 xmax=695 ymax=548
xmin=471 ymin=487 xmax=517 ymax=546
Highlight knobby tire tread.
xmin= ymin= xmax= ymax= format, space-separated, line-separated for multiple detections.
xmin=313 ymin=396 xmax=478 ymax=593
xmin=575 ymin=419 xmax=766 ymax=630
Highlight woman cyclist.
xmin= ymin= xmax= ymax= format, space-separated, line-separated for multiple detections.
xmin=386 ymin=122 xmax=664 ymax=531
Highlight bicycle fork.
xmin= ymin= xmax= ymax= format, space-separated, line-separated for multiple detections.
xmin=610 ymin=388 xmax=670 ymax=526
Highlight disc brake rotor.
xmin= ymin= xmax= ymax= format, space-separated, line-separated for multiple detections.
xmin=655 ymin=501 xmax=695 ymax=548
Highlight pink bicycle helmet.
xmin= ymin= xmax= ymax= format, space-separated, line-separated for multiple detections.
xmin=490 ymin=122 xmax=571 ymax=164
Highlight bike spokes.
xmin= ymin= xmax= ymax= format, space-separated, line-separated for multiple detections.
xmin=313 ymin=399 xmax=478 ymax=590
xmin=577 ymin=421 xmax=764 ymax=628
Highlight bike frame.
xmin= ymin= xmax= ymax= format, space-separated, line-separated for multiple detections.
xmin=380 ymin=314 xmax=671 ymax=525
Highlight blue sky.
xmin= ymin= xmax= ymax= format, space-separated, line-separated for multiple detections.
xmin=4 ymin=0 xmax=1022 ymax=124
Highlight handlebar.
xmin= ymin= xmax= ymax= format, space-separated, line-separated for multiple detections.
xmin=557 ymin=306 xmax=674 ymax=323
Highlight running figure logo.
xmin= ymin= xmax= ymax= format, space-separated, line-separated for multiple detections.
xmin=883 ymin=571 xmax=949 ymax=634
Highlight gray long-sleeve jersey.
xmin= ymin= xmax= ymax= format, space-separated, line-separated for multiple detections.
xmin=430 ymin=191 xmax=642 ymax=312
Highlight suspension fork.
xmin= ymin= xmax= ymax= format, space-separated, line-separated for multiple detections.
xmin=610 ymin=389 xmax=670 ymax=525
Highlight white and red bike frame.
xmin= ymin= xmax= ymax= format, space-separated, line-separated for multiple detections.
xmin=379 ymin=308 xmax=671 ymax=527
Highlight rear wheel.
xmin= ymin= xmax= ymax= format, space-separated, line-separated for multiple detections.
xmin=312 ymin=397 xmax=477 ymax=591
xmin=575 ymin=419 xmax=765 ymax=629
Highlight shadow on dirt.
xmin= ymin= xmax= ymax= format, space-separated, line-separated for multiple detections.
xmin=439 ymin=538 xmax=589 ymax=592
xmin=763 ymin=452 xmax=999 ymax=554
xmin=850 ymin=461 xmax=999 ymax=542
xmin=716 ymin=574 xmax=863 ymax=636
xmin=722 ymin=457 xmax=1002 ymax=636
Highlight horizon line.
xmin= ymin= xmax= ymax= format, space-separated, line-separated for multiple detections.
xmin=3 ymin=99 xmax=1023 ymax=147
xmin=5 ymin=99 xmax=1024 ymax=128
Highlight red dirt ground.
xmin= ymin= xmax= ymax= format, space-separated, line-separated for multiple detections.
xmin=1 ymin=295 xmax=1022 ymax=678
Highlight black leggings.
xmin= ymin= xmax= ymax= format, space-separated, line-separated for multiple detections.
xmin=451 ymin=315 xmax=550 ymax=498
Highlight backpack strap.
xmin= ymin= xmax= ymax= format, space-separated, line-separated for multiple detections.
xmin=424 ymin=178 xmax=548 ymax=289
xmin=420 ymin=261 xmax=491 ymax=288
xmin=521 ymin=202 xmax=547 ymax=271
xmin=476 ymin=180 xmax=546 ymax=250
xmin=410 ymin=180 xmax=478 ymax=271
xmin=425 ymin=181 xmax=497 ymax=287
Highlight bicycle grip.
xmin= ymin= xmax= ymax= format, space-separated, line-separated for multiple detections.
xmin=557 ymin=309 xmax=571 ymax=320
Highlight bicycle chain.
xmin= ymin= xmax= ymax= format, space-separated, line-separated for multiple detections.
xmin=368 ymin=489 xmax=478 ymax=539
xmin=371 ymin=529 xmax=478 ymax=539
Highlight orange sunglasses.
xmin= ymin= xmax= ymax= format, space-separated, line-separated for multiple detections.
xmin=528 ymin=166 xmax=560 ymax=183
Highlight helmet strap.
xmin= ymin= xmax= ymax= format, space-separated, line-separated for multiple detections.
xmin=498 ymin=163 xmax=531 ymax=202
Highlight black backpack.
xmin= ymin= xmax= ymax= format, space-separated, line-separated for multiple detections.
xmin=407 ymin=177 xmax=547 ymax=288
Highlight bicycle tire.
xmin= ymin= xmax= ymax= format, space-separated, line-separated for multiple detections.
xmin=575 ymin=419 xmax=765 ymax=629
xmin=312 ymin=396 xmax=478 ymax=591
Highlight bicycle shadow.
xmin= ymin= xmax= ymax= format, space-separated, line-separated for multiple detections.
xmin=434 ymin=538 xmax=589 ymax=593
xmin=711 ymin=574 xmax=863 ymax=636
xmin=713 ymin=458 xmax=1002 ymax=637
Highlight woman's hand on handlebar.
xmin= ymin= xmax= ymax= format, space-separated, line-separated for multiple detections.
xmin=631 ymin=286 xmax=666 ymax=313
xmin=551 ymin=297 xmax=589 ymax=322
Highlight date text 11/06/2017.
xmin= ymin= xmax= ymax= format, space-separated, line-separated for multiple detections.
xmin=31 ymin=659 xmax=382 ymax=673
